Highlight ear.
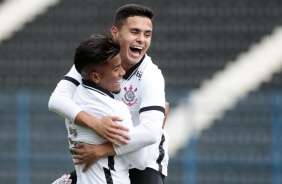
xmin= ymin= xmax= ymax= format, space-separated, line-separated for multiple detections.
xmin=90 ymin=72 xmax=100 ymax=84
xmin=111 ymin=26 xmax=118 ymax=39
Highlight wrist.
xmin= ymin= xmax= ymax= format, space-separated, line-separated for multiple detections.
xmin=74 ymin=111 xmax=99 ymax=131
xmin=97 ymin=142 xmax=116 ymax=157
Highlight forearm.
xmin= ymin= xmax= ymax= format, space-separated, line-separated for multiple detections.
xmin=74 ymin=111 xmax=99 ymax=130
xmin=49 ymin=92 xmax=82 ymax=121
xmin=96 ymin=142 xmax=116 ymax=157
xmin=73 ymin=142 xmax=116 ymax=158
xmin=48 ymin=65 xmax=82 ymax=121
xmin=49 ymin=79 xmax=99 ymax=130
xmin=114 ymin=111 xmax=163 ymax=155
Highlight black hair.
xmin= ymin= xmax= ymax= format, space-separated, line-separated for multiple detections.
xmin=74 ymin=34 xmax=120 ymax=74
xmin=113 ymin=4 xmax=153 ymax=29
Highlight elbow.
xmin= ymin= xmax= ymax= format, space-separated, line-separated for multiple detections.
xmin=132 ymin=151 xmax=150 ymax=170
xmin=48 ymin=94 xmax=60 ymax=113
xmin=149 ymin=134 xmax=160 ymax=145
xmin=48 ymin=97 xmax=53 ymax=111
xmin=135 ymin=163 xmax=148 ymax=170
xmin=145 ymin=126 xmax=162 ymax=145
xmin=48 ymin=95 xmax=55 ymax=112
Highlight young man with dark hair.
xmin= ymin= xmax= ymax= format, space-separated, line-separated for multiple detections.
xmin=49 ymin=4 xmax=169 ymax=184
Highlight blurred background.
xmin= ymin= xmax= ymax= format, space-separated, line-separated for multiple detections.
xmin=1 ymin=0 xmax=282 ymax=183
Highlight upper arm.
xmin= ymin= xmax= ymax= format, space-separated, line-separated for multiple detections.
xmin=139 ymin=68 xmax=165 ymax=129
xmin=113 ymin=68 xmax=165 ymax=155
xmin=48 ymin=65 xmax=82 ymax=121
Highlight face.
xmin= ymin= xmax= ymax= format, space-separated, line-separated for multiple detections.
xmin=111 ymin=16 xmax=152 ymax=71
xmin=95 ymin=54 xmax=125 ymax=93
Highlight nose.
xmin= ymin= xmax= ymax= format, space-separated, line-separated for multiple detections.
xmin=120 ymin=67 xmax=125 ymax=76
xmin=136 ymin=34 xmax=145 ymax=43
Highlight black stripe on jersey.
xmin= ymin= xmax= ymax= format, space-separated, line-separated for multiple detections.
xmin=82 ymin=79 xmax=114 ymax=99
xmin=103 ymin=168 xmax=113 ymax=184
xmin=108 ymin=156 xmax=115 ymax=171
xmin=123 ymin=55 xmax=145 ymax=80
xmin=156 ymin=134 xmax=165 ymax=173
xmin=63 ymin=76 xmax=80 ymax=86
xmin=139 ymin=106 xmax=165 ymax=115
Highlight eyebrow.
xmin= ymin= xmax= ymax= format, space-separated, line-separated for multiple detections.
xmin=113 ymin=64 xmax=121 ymax=69
xmin=130 ymin=27 xmax=152 ymax=33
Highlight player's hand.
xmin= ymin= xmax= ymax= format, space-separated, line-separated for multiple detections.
xmin=95 ymin=116 xmax=131 ymax=147
xmin=72 ymin=143 xmax=100 ymax=172
xmin=75 ymin=112 xmax=131 ymax=147
xmin=162 ymin=102 xmax=170 ymax=128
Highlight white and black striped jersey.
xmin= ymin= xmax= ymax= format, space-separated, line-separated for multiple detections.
xmin=49 ymin=54 xmax=169 ymax=176
xmin=114 ymin=55 xmax=169 ymax=176
xmin=67 ymin=79 xmax=149 ymax=184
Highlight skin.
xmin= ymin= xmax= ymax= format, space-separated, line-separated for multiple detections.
xmin=90 ymin=54 xmax=125 ymax=93
xmin=111 ymin=16 xmax=153 ymax=72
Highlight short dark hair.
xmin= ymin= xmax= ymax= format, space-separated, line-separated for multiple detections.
xmin=74 ymin=34 xmax=120 ymax=74
xmin=113 ymin=4 xmax=153 ymax=29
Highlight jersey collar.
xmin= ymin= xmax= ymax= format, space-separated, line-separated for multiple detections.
xmin=123 ymin=55 xmax=145 ymax=80
xmin=82 ymin=79 xmax=114 ymax=99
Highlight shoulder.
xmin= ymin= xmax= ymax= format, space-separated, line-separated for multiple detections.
xmin=141 ymin=60 xmax=164 ymax=86
xmin=142 ymin=55 xmax=163 ymax=78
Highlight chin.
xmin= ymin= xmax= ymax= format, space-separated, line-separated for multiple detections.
xmin=112 ymin=89 xmax=121 ymax=94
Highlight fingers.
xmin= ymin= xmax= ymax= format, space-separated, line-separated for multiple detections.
xmin=71 ymin=146 xmax=81 ymax=155
xmin=82 ymin=163 xmax=92 ymax=172
xmin=108 ymin=116 xmax=123 ymax=122
xmin=72 ymin=153 xmax=82 ymax=160
xmin=100 ymin=116 xmax=130 ymax=145
xmin=108 ymin=128 xmax=131 ymax=140
xmin=74 ymin=158 xmax=85 ymax=165
xmin=108 ymin=138 xmax=121 ymax=147
xmin=106 ymin=130 xmax=131 ymax=146
xmin=102 ymin=117 xmax=131 ymax=145
xmin=111 ymin=123 xmax=130 ymax=132
xmin=71 ymin=146 xmax=84 ymax=160
xmin=75 ymin=142 xmax=84 ymax=149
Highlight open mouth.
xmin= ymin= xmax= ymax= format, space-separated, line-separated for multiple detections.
xmin=130 ymin=46 xmax=143 ymax=55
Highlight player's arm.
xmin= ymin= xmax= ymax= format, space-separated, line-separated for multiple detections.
xmin=73 ymin=70 xmax=166 ymax=162
xmin=73 ymin=120 xmax=151 ymax=171
xmin=72 ymin=111 xmax=166 ymax=171
xmin=72 ymin=101 xmax=169 ymax=163
xmin=114 ymin=69 xmax=166 ymax=155
xmin=48 ymin=65 xmax=130 ymax=145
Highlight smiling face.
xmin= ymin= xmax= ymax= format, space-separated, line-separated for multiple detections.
xmin=91 ymin=54 xmax=125 ymax=93
xmin=111 ymin=16 xmax=152 ymax=71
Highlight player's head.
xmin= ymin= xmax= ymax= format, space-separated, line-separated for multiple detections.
xmin=74 ymin=34 xmax=125 ymax=93
xmin=111 ymin=4 xmax=153 ymax=71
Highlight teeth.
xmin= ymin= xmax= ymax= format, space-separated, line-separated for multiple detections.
xmin=131 ymin=46 xmax=143 ymax=50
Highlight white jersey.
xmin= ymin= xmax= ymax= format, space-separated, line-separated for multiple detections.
xmin=114 ymin=55 xmax=169 ymax=176
xmin=67 ymin=79 xmax=149 ymax=184
xmin=49 ymin=54 xmax=169 ymax=176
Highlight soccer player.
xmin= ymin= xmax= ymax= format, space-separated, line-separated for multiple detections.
xmin=49 ymin=4 xmax=168 ymax=184
xmin=64 ymin=34 xmax=150 ymax=183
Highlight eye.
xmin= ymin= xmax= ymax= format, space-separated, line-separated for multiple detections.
xmin=113 ymin=66 xmax=121 ymax=72
xmin=145 ymin=32 xmax=151 ymax=37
